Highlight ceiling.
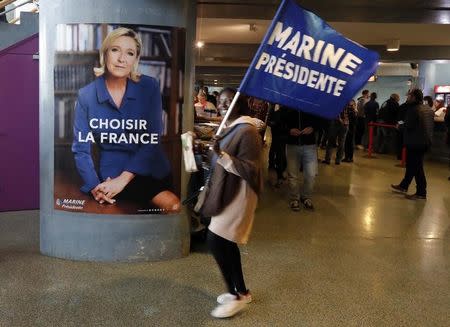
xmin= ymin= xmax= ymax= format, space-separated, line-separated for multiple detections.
xmin=195 ymin=0 xmax=450 ymax=86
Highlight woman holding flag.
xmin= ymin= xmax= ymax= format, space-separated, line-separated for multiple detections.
xmin=200 ymin=92 xmax=263 ymax=319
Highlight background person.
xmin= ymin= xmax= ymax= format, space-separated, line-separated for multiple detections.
xmin=355 ymin=89 xmax=369 ymax=149
xmin=445 ymin=106 xmax=450 ymax=180
xmin=282 ymin=107 xmax=320 ymax=211
xmin=376 ymin=93 xmax=399 ymax=154
xmin=72 ymin=27 xmax=180 ymax=213
xmin=362 ymin=92 xmax=379 ymax=150
xmin=323 ymin=102 xmax=350 ymax=165
xmin=391 ymin=89 xmax=434 ymax=200
xmin=343 ymin=99 xmax=358 ymax=162
xmin=194 ymin=90 xmax=218 ymax=120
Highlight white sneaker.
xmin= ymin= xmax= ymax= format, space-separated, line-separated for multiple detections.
xmin=211 ymin=300 xmax=248 ymax=318
xmin=217 ymin=292 xmax=252 ymax=304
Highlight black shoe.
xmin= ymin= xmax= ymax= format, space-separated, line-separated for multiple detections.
xmin=335 ymin=161 xmax=340 ymax=165
xmin=391 ymin=184 xmax=407 ymax=193
xmin=448 ymin=176 xmax=450 ymax=180
xmin=321 ymin=160 xmax=330 ymax=165
xmin=405 ymin=193 xmax=426 ymax=200
xmin=301 ymin=198 xmax=314 ymax=210
xmin=289 ymin=200 xmax=300 ymax=211
xmin=342 ymin=158 xmax=353 ymax=163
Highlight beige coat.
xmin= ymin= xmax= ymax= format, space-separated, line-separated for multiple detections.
xmin=207 ymin=116 xmax=262 ymax=244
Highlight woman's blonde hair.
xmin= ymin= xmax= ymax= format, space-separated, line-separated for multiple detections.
xmin=94 ymin=27 xmax=142 ymax=82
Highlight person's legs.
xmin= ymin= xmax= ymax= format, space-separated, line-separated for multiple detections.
xmin=355 ymin=117 xmax=365 ymax=146
xmin=324 ymin=123 xmax=337 ymax=163
xmin=344 ymin=125 xmax=355 ymax=160
xmin=301 ymin=144 xmax=318 ymax=200
xmin=228 ymin=241 xmax=247 ymax=295
xmin=399 ymin=148 xmax=420 ymax=191
xmin=278 ymin=142 xmax=287 ymax=179
xmin=273 ymin=140 xmax=287 ymax=180
xmin=320 ymin=120 xmax=330 ymax=148
xmin=414 ymin=149 xmax=427 ymax=196
xmin=362 ymin=119 xmax=370 ymax=149
xmin=207 ymin=230 xmax=238 ymax=295
xmin=286 ymin=144 xmax=301 ymax=202
xmin=396 ymin=128 xmax=404 ymax=160
xmin=336 ymin=125 xmax=348 ymax=163
xmin=376 ymin=126 xmax=386 ymax=153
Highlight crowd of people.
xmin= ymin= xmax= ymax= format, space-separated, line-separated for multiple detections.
xmin=191 ymin=84 xmax=450 ymax=319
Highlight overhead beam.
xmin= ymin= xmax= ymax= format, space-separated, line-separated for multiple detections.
xmin=196 ymin=43 xmax=450 ymax=66
xmin=198 ymin=2 xmax=450 ymax=24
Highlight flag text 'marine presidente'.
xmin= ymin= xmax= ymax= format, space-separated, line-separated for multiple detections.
xmin=266 ymin=22 xmax=363 ymax=76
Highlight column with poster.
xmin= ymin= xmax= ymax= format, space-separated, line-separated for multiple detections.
xmin=53 ymin=24 xmax=185 ymax=215
xmin=40 ymin=0 xmax=195 ymax=262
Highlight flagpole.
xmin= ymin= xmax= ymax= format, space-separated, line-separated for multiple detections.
xmin=215 ymin=91 xmax=240 ymax=136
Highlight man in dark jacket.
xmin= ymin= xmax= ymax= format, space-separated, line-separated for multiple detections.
xmin=391 ymin=89 xmax=434 ymax=199
xmin=376 ymin=93 xmax=400 ymax=153
xmin=281 ymin=108 xmax=320 ymax=211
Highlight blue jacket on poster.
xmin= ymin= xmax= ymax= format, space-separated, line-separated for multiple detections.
xmin=72 ymin=74 xmax=171 ymax=193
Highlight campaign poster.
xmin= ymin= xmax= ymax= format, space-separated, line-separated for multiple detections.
xmin=53 ymin=23 xmax=185 ymax=214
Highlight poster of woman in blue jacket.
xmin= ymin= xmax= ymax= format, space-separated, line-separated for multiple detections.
xmin=53 ymin=24 xmax=183 ymax=214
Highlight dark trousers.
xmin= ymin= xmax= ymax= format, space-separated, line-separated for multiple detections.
xmin=207 ymin=230 xmax=247 ymax=295
xmin=269 ymin=139 xmax=287 ymax=179
xmin=355 ymin=117 xmax=365 ymax=145
xmin=345 ymin=124 xmax=356 ymax=160
xmin=399 ymin=147 xmax=427 ymax=196
xmin=317 ymin=120 xmax=330 ymax=147
xmin=325 ymin=122 xmax=348 ymax=163
xmin=396 ymin=129 xmax=404 ymax=160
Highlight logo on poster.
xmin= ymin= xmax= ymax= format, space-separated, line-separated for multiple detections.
xmin=56 ymin=198 xmax=86 ymax=210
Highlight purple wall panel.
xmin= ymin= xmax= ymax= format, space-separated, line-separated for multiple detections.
xmin=0 ymin=35 xmax=39 ymax=211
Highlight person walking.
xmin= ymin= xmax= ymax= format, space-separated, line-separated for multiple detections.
xmin=391 ymin=89 xmax=434 ymax=199
xmin=201 ymin=95 xmax=263 ymax=319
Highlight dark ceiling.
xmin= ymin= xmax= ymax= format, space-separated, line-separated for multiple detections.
xmin=196 ymin=0 xmax=450 ymax=87
xmin=198 ymin=0 xmax=450 ymax=23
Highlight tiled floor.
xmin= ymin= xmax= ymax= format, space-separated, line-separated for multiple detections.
xmin=1 ymin=150 xmax=449 ymax=326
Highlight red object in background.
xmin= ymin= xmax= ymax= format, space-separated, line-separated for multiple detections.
xmin=0 ymin=35 xmax=39 ymax=211
xmin=434 ymin=85 xmax=450 ymax=93
xmin=367 ymin=122 xmax=397 ymax=159
xmin=434 ymin=85 xmax=450 ymax=106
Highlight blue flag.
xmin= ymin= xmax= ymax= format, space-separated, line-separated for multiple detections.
xmin=239 ymin=0 xmax=379 ymax=119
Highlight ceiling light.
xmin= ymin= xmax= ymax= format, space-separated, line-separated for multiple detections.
xmin=386 ymin=39 xmax=400 ymax=52
xmin=196 ymin=41 xmax=204 ymax=48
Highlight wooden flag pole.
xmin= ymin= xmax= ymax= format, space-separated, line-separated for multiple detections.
xmin=216 ymin=91 xmax=240 ymax=136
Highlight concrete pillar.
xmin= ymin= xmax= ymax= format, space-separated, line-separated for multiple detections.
xmin=39 ymin=0 xmax=196 ymax=261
